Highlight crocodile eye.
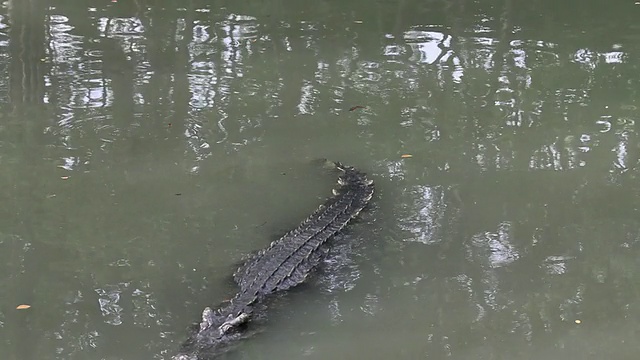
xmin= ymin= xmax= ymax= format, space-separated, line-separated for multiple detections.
xmin=219 ymin=323 xmax=233 ymax=335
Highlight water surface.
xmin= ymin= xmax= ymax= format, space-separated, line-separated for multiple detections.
xmin=1 ymin=0 xmax=640 ymax=359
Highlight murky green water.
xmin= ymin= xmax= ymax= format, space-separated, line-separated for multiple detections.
xmin=2 ymin=0 xmax=640 ymax=359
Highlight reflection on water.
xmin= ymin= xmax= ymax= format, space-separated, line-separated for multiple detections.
xmin=1 ymin=0 xmax=640 ymax=359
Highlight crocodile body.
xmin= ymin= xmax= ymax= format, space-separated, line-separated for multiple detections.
xmin=173 ymin=161 xmax=374 ymax=359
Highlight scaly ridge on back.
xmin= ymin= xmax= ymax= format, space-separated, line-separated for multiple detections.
xmin=173 ymin=161 xmax=374 ymax=360
xmin=232 ymin=162 xmax=373 ymax=294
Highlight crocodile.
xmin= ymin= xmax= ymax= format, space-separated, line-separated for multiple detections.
xmin=172 ymin=161 xmax=374 ymax=360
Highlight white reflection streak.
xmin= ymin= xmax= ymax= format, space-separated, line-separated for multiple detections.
xmin=0 ymin=14 xmax=8 ymax=30
xmin=470 ymin=222 xmax=519 ymax=268
xmin=216 ymin=115 xmax=229 ymax=144
xmin=386 ymin=160 xmax=405 ymax=179
xmin=451 ymin=56 xmax=463 ymax=83
xmin=530 ymin=143 xmax=563 ymax=170
xmin=543 ymin=255 xmax=575 ymax=275
xmin=490 ymin=223 xmax=519 ymax=267
xmin=193 ymin=24 xmax=210 ymax=43
xmin=573 ymin=48 xmax=597 ymax=68
xmin=297 ymin=80 xmax=314 ymax=115
xmin=615 ymin=131 xmax=629 ymax=169
xmin=603 ymin=51 xmax=625 ymax=64
xmin=401 ymin=185 xmax=445 ymax=244
xmin=315 ymin=60 xmax=330 ymax=84
xmin=404 ymin=30 xmax=446 ymax=64
xmin=403 ymin=30 xmax=465 ymax=83
xmin=511 ymin=48 xmax=526 ymax=69
xmin=563 ymin=135 xmax=580 ymax=169
xmin=97 ymin=17 xmax=145 ymax=36
xmin=189 ymin=74 xmax=217 ymax=108
xmin=596 ymin=115 xmax=612 ymax=133
xmin=476 ymin=143 xmax=486 ymax=169
xmin=549 ymin=143 xmax=561 ymax=169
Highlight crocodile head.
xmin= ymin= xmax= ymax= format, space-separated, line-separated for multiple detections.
xmin=172 ymin=306 xmax=250 ymax=360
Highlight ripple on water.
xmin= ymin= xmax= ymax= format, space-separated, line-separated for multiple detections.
xmin=468 ymin=222 xmax=520 ymax=269
xmin=95 ymin=283 xmax=129 ymax=326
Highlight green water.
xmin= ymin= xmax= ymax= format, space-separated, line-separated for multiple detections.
xmin=1 ymin=0 xmax=640 ymax=359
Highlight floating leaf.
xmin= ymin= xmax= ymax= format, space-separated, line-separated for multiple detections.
xmin=401 ymin=154 xmax=413 ymax=158
xmin=16 ymin=304 xmax=31 ymax=310
xmin=349 ymin=105 xmax=365 ymax=111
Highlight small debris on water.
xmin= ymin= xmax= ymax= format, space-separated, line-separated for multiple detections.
xmin=354 ymin=20 xmax=363 ymax=24
xmin=574 ymin=319 xmax=581 ymax=324
xmin=401 ymin=154 xmax=413 ymax=158
xmin=175 ymin=193 xmax=182 ymax=196
xmin=61 ymin=176 xmax=69 ymax=180
xmin=349 ymin=105 xmax=365 ymax=111
xmin=16 ymin=304 xmax=31 ymax=310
